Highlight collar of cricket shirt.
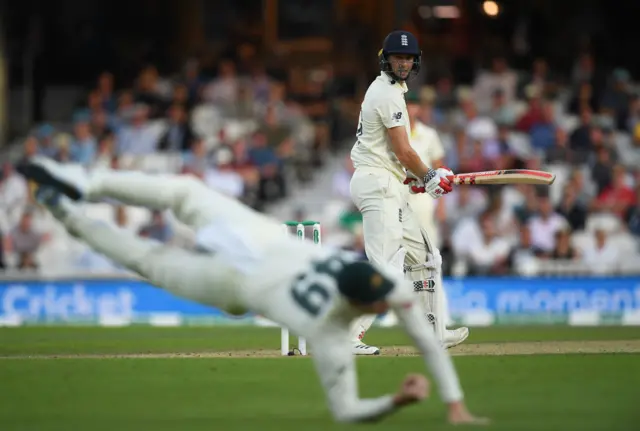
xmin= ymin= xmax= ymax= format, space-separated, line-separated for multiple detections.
xmin=378 ymin=72 xmax=408 ymax=93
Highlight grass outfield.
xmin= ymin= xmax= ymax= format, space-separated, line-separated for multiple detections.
xmin=0 ymin=326 xmax=638 ymax=430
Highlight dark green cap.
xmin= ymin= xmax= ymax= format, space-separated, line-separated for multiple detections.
xmin=405 ymin=91 xmax=420 ymax=104
xmin=336 ymin=261 xmax=395 ymax=303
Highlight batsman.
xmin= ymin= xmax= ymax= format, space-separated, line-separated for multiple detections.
xmin=349 ymin=30 xmax=469 ymax=354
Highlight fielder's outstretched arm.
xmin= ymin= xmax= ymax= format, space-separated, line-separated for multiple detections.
xmin=310 ymin=334 xmax=405 ymax=423
xmin=393 ymin=300 xmax=464 ymax=403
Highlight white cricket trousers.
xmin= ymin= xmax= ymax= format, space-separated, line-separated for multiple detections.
xmin=64 ymin=171 xmax=285 ymax=314
xmin=348 ymin=167 xmax=429 ymax=340
xmin=349 ymin=167 xmax=426 ymax=268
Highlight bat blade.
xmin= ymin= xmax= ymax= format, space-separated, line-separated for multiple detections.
xmin=452 ymin=169 xmax=555 ymax=186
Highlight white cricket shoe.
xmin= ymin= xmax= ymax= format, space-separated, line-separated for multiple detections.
xmin=18 ymin=156 xmax=89 ymax=201
xmin=443 ymin=327 xmax=469 ymax=349
xmin=352 ymin=342 xmax=381 ymax=355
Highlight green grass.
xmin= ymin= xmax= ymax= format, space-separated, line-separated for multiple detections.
xmin=0 ymin=326 xmax=638 ymax=430
xmin=1 ymin=325 xmax=639 ymax=355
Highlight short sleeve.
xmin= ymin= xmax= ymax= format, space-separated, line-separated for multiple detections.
xmin=427 ymin=130 xmax=446 ymax=162
xmin=375 ymin=96 xmax=407 ymax=129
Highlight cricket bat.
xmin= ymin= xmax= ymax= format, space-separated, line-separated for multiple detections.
xmin=452 ymin=169 xmax=555 ymax=186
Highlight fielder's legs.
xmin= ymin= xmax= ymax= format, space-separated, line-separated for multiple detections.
xmin=20 ymin=157 xmax=283 ymax=246
xmin=35 ymin=187 xmax=243 ymax=313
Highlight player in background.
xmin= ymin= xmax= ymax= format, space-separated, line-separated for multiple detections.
xmin=406 ymin=91 xmax=445 ymax=247
xmin=349 ymin=30 xmax=469 ymax=355
xmin=19 ymin=157 xmax=488 ymax=425
xmin=405 ymin=92 xmax=455 ymax=329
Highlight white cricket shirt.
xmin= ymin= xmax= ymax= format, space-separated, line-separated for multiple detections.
xmin=350 ymin=72 xmax=410 ymax=182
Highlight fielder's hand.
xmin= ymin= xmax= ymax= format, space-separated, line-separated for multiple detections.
xmin=392 ymin=374 xmax=429 ymax=407
xmin=403 ymin=168 xmax=454 ymax=199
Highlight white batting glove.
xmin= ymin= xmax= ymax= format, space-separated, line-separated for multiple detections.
xmin=403 ymin=168 xmax=454 ymax=199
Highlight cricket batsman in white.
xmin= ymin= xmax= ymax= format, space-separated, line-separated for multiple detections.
xmin=19 ymin=156 xmax=488 ymax=425
xmin=349 ymin=30 xmax=468 ymax=355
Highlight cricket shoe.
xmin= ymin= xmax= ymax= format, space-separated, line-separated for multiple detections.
xmin=443 ymin=327 xmax=469 ymax=349
xmin=18 ymin=156 xmax=88 ymax=201
xmin=352 ymin=342 xmax=381 ymax=355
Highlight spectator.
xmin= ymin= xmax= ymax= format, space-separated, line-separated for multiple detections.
xmin=182 ymin=59 xmax=205 ymax=103
xmin=36 ymin=124 xmax=58 ymax=158
xmin=569 ymin=107 xmax=594 ymax=163
xmin=158 ymin=104 xmax=195 ymax=152
xmin=550 ymin=228 xmax=579 ymax=260
xmin=489 ymin=89 xmax=517 ymax=126
xmin=460 ymin=99 xmax=497 ymax=142
xmin=626 ymin=186 xmax=640 ymax=236
xmin=515 ymin=92 xmax=544 ymax=133
xmin=55 ymin=134 xmax=73 ymax=163
xmin=95 ymin=71 xmax=117 ymax=113
xmin=204 ymin=146 xmax=245 ymax=199
xmin=202 ymin=58 xmax=239 ymax=108
xmin=508 ymin=224 xmax=543 ymax=274
xmin=182 ymin=138 xmax=211 ymax=178
xmin=91 ymin=109 xmax=114 ymax=139
xmin=16 ymin=135 xmax=39 ymax=166
xmin=472 ymin=56 xmax=518 ymax=114
xmin=617 ymin=122 xmax=640 ymax=169
xmin=568 ymin=82 xmax=599 ymax=115
xmin=556 ymin=184 xmax=588 ymax=231
xmin=138 ymin=210 xmax=173 ymax=243
xmin=568 ymin=168 xmax=596 ymax=207
xmin=514 ymin=185 xmax=540 ymax=224
xmin=465 ymin=210 xmax=511 ymax=275
xmin=0 ymin=163 xmax=29 ymax=234
xmin=171 ymin=83 xmax=195 ymax=113
xmin=590 ymin=146 xmax=614 ymax=194
xmin=9 ymin=211 xmax=44 ymax=271
xmin=228 ymin=138 xmax=260 ymax=200
xmin=134 ymin=66 xmax=171 ymax=117
xmin=526 ymin=58 xmax=558 ymax=99
xmin=581 ymin=228 xmax=619 ymax=275
xmin=527 ymin=194 xmax=568 ymax=255
xmin=70 ymin=119 xmax=98 ymax=166
xmin=443 ymin=186 xmax=488 ymax=229
xmin=248 ymin=130 xmax=286 ymax=202
xmin=93 ymin=133 xmax=116 ymax=170
xmin=529 ymin=101 xmax=557 ymax=153
xmin=433 ymin=75 xmax=457 ymax=112
xmin=492 ymin=123 xmax=517 ymax=169
xmin=116 ymin=104 xmax=159 ymax=155
xmin=600 ymin=69 xmax=633 ymax=131
xmin=249 ymin=63 xmax=272 ymax=106
xmin=592 ymin=164 xmax=637 ymax=219
xmin=546 ymin=127 xmax=572 ymax=164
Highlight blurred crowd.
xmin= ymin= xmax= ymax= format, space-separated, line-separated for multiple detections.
xmin=1 ymin=47 xmax=639 ymax=276
xmin=330 ymin=53 xmax=640 ymax=277
xmin=0 ymin=44 xmax=332 ymax=273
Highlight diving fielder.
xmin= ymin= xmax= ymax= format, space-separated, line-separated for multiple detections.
xmin=19 ymin=157 xmax=487 ymax=425
xmin=349 ymin=30 xmax=468 ymax=354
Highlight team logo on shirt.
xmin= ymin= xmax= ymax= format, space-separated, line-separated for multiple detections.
xmin=392 ymin=112 xmax=402 ymax=121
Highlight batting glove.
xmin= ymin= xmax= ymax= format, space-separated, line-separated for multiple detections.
xmin=403 ymin=168 xmax=454 ymax=199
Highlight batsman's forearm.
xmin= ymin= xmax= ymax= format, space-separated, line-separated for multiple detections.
xmin=396 ymin=303 xmax=464 ymax=403
xmin=396 ymin=147 xmax=431 ymax=178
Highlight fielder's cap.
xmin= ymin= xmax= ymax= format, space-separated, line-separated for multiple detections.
xmin=336 ymin=261 xmax=395 ymax=304
xmin=405 ymin=91 xmax=420 ymax=104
